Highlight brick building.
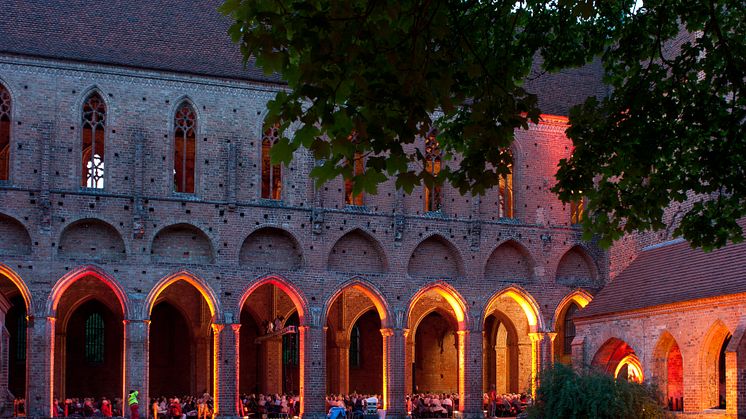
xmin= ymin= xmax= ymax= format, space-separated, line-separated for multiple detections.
xmin=1 ymin=1 xmax=741 ymax=419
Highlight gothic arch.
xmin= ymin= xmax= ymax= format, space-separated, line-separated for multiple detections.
xmin=483 ymin=239 xmax=535 ymax=282
xmin=322 ymin=278 xmax=393 ymax=329
xmin=327 ymin=228 xmax=388 ymax=274
xmin=555 ymin=245 xmax=599 ymax=287
xmin=0 ymin=212 xmax=32 ymax=256
xmin=652 ymin=331 xmax=684 ymax=409
xmin=552 ymin=290 xmax=592 ymax=328
xmin=484 ymin=285 xmax=543 ymax=331
xmin=406 ymin=281 xmax=468 ymax=331
xmin=151 ymin=223 xmax=215 ymax=264
xmin=699 ymin=320 xmax=731 ymax=409
xmin=58 ymin=218 xmax=127 ymax=260
xmin=47 ymin=265 xmax=130 ymax=319
xmin=591 ymin=337 xmax=644 ymax=382
xmin=407 ymin=234 xmax=465 ymax=279
xmin=143 ymin=270 xmax=221 ymax=322
xmin=0 ymin=263 xmax=33 ymax=315
xmin=236 ymin=274 xmax=309 ymax=326
xmin=239 ymin=226 xmax=304 ymax=270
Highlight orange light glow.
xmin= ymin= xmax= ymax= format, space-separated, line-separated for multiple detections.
xmin=50 ymin=265 xmax=128 ymax=316
xmin=0 ymin=264 xmax=32 ymax=313
xmin=432 ymin=288 xmax=465 ymax=324
xmin=528 ymin=332 xmax=541 ymax=398
xmin=48 ymin=317 xmax=57 ymax=417
xmin=615 ymin=354 xmax=644 ymax=383
xmin=238 ymin=276 xmax=306 ymax=324
xmin=146 ymin=271 xmax=217 ymax=318
xmin=211 ymin=323 xmax=223 ymax=416
xmin=380 ymin=329 xmax=392 ymax=410
xmin=502 ymin=290 xmax=538 ymax=327
xmin=456 ymin=331 xmax=467 ymax=412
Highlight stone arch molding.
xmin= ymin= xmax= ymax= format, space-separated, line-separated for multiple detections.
xmin=57 ymin=217 xmax=127 ymax=260
xmin=484 ymin=285 xmax=544 ymax=332
xmin=0 ymin=212 xmax=32 ymax=256
xmin=407 ymin=233 xmax=465 ymax=279
xmin=406 ymin=281 xmax=469 ymax=332
xmin=326 ymin=228 xmax=388 ymax=274
xmin=552 ymin=289 xmax=593 ymax=329
xmin=236 ymin=274 xmax=310 ymax=327
xmin=0 ymin=263 xmax=34 ymax=316
xmin=143 ymin=270 xmax=222 ymax=323
xmin=47 ymin=265 xmax=131 ymax=319
xmin=321 ymin=277 xmax=394 ymax=330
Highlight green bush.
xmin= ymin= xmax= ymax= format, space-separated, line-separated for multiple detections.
xmin=527 ymin=364 xmax=664 ymax=419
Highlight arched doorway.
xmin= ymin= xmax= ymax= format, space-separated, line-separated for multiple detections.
xmin=406 ymin=284 xmax=467 ymax=409
xmin=0 ymin=265 xmax=32 ymax=410
xmin=238 ymin=280 xmax=306 ymax=397
xmin=553 ymin=291 xmax=591 ymax=365
xmin=324 ymin=282 xmax=388 ymax=397
xmin=700 ymin=321 xmax=731 ymax=410
xmin=653 ymin=332 xmax=683 ymax=411
xmin=591 ymin=338 xmax=644 ymax=383
xmin=52 ymin=273 xmax=125 ymax=403
xmin=147 ymin=278 xmax=217 ymax=399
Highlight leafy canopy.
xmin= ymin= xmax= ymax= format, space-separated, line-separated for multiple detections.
xmin=220 ymin=0 xmax=745 ymax=250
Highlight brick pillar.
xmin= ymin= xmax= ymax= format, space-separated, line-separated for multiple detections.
xmin=27 ymin=316 xmax=55 ymax=417
xmin=381 ymin=328 xmax=406 ymax=418
xmin=544 ymin=332 xmax=557 ymax=368
xmin=334 ymin=332 xmax=350 ymax=395
xmin=461 ymin=330 xmax=483 ymax=419
xmin=404 ymin=333 xmax=413 ymax=394
xmin=300 ymin=325 xmax=325 ymax=419
xmin=571 ymin=335 xmax=586 ymax=373
xmin=262 ymin=337 xmax=283 ymax=394
xmin=124 ymin=319 xmax=150 ymax=419
xmin=214 ymin=324 xmax=241 ymax=418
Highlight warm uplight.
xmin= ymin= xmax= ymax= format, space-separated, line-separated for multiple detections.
xmin=615 ymin=354 xmax=644 ymax=383
xmin=503 ymin=290 xmax=538 ymax=327
xmin=147 ymin=272 xmax=216 ymax=318
xmin=434 ymin=288 xmax=465 ymax=324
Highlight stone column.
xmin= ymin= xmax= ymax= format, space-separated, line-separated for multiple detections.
xmin=124 ymin=319 xmax=150 ymax=419
xmin=334 ymin=332 xmax=350 ymax=395
xmin=528 ymin=332 xmax=543 ymax=396
xmin=27 ymin=316 xmax=55 ymax=417
xmin=262 ymin=336 xmax=283 ymax=394
xmin=300 ymin=325 xmax=325 ymax=419
xmin=462 ymin=330 xmax=483 ymax=419
xmin=212 ymin=323 xmax=241 ymax=418
xmin=381 ymin=328 xmax=406 ymax=418
xmin=544 ymin=332 xmax=557 ymax=368
xmin=404 ymin=333 xmax=414 ymax=394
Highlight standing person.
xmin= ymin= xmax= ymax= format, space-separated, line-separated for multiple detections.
xmin=101 ymin=398 xmax=113 ymax=418
xmin=128 ymin=390 xmax=140 ymax=419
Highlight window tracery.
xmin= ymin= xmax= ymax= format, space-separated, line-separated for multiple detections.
xmin=81 ymin=93 xmax=106 ymax=189
xmin=424 ymin=131 xmax=442 ymax=212
xmin=261 ymin=124 xmax=282 ymax=200
xmin=84 ymin=312 xmax=105 ymax=364
xmin=0 ymin=85 xmax=10 ymax=181
xmin=345 ymin=133 xmax=364 ymax=206
xmin=174 ymin=103 xmax=196 ymax=193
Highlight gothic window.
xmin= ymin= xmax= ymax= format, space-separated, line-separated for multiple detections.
xmin=174 ymin=102 xmax=196 ymax=193
xmin=261 ymin=125 xmax=282 ymax=200
xmin=499 ymin=158 xmax=514 ymax=218
xmin=81 ymin=93 xmax=106 ymax=189
xmin=424 ymin=132 xmax=442 ymax=212
xmin=349 ymin=324 xmax=361 ymax=367
xmin=84 ymin=312 xmax=105 ymax=364
xmin=563 ymin=303 xmax=579 ymax=355
xmin=345 ymin=133 xmax=365 ymax=206
xmin=282 ymin=313 xmax=299 ymax=366
xmin=570 ymin=196 xmax=585 ymax=224
xmin=0 ymin=85 xmax=10 ymax=181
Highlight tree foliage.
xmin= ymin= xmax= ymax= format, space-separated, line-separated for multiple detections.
xmin=528 ymin=364 xmax=664 ymax=419
xmin=220 ymin=0 xmax=745 ymax=249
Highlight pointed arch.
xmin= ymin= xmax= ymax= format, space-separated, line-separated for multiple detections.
xmin=58 ymin=217 xmax=127 ymax=260
xmin=327 ymin=228 xmax=388 ymax=274
xmin=80 ymin=90 xmax=107 ymax=189
xmin=408 ymin=233 xmax=465 ymax=279
xmin=699 ymin=320 xmax=732 ymax=409
xmin=239 ymin=226 xmax=304 ymax=270
xmin=47 ymin=265 xmax=129 ymax=318
xmin=237 ymin=275 xmax=309 ymax=326
xmin=406 ymin=281 xmax=468 ymax=331
xmin=173 ymin=99 xmax=197 ymax=194
xmin=484 ymin=286 xmax=543 ymax=331
xmin=0 ymin=81 xmax=13 ymax=181
xmin=143 ymin=270 xmax=221 ymax=322
xmin=151 ymin=223 xmax=214 ymax=264
xmin=483 ymin=239 xmax=535 ymax=282
xmin=261 ymin=123 xmax=282 ymax=200
xmin=555 ymin=245 xmax=599 ymax=287
xmin=0 ymin=212 xmax=32 ymax=256
xmin=0 ymin=263 xmax=33 ymax=315
xmin=591 ymin=337 xmax=643 ymax=381
xmin=552 ymin=290 xmax=592 ymax=328
xmin=322 ymin=277 xmax=393 ymax=329
xmin=653 ymin=330 xmax=684 ymax=409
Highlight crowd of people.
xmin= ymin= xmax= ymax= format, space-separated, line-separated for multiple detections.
xmin=482 ymin=391 xmax=530 ymax=418
xmin=406 ymin=394 xmax=458 ymax=418
xmin=150 ymin=393 xmax=214 ymax=419
xmin=326 ymin=394 xmax=384 ymax=419
xmin=48 ymin=397 xmax=121 ymax=417
xmin=239 ymin=393 xmax=300 ymax=417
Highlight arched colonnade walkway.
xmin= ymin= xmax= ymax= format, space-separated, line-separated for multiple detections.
xmin=0 ymin=264 xmax=592 ymax=419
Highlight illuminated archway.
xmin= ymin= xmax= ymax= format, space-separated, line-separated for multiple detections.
xmin=699 ymin=321 xmax=731 ymax=410
xmin=0 ymin=263 xmax=33 ymax=315
xmin=592 ymin=338 xmax=643 ymax=384
xmin=553 ymin=290 xmax=592 ymax=364
xmin=145 ymin=271 xmax=221 ymax=405
xmin=406 ymin=283 xmax=468 ymax=410
xmin=615 ymin=354 xmax=644 ymax=383
xmin=652 ymin=331 xmax=683 ymax=411
xmin=0 ymin=264 xmax=33 ymax=408
xmin=483 ymin=287 xmax=543 ymax=395
xmin=48 ymin=266 xmax=128 ymax=408
xmin=323 ymin=279 xmax=392 ymax=403
xmin=237 ymin=276 xmax=309 ymax=413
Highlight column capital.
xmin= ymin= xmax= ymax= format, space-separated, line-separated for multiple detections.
xmin=230 ymin=323 xmax=241 ymax=333
xmin=211 ymin=323 xmax=225 ymax=333
xmin=123 ymin=318 xmax=151 ymax=325
xmin=380 ymin=328 xmax=394 ymax=337
xmin=546 ymin=332 xmax=558 ymax=342
xmin=528 ymin=331 xmax=543 ymax=343
xmin=456 ymin=329 xmax=469 ymax=337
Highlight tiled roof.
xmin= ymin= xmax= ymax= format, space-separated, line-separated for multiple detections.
xmin=0 ymin=0 xmax=607 ymax=116
xmin=578 ymin=231 xmax=746 ymax=319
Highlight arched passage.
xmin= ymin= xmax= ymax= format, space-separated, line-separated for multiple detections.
xmin=48 ymin=267 xmax=128 ymax=404
xmin=406 ymin=284 xmax=467 ymax=410
xmin=591 ymin=338 xmax=644 ymax=383
xmin=483 ymin=287 xmax=542 ymax=395
xmin=653 ymin=331 xmax=684 ymax=411
xmin=700 ymin=321 xmax=731 ymax=410
xmin=323 ymin=280 xmax=391 ymax=399
xmin=237 ymin=277 xmax=308 ymax=401
xmin=553 ymin=291 xmax=592 ymax=364
xmin=0 ymin=264 xmax=32 ymax=405
xmin=145 ymin=272 xmax=220 ymax=400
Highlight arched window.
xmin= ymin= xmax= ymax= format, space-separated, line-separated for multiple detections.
xmin=349 ymin=324 xmax=361 ymax=367
xmin=571 ymin=195 xmax=585 ymax=224
xmin=0 ymin=85 xmax=11 ymax=181
xmin=562 ymin=303 xmax=579 ymax=355
xmin=14 ymin=312 xmax=26 ymax=362
xmin=499 ymin=157 xmax=514 ymax=218
xmin=345 ymin=133 xmax=365 ymax=206
xmin=424 ymin=132 xmax=442 ymax=212
xmin=282 ymin=313 xmax=299 ymax=366
xmin=261 ymin=125 xmax=282 ymax=200
xmin=174 ymin=103 xmax=196 ymax=193
xmin=81 ymin=93 xmax=106 ymax=189
xmin=84 ymin=312 xmax=105 ymax=364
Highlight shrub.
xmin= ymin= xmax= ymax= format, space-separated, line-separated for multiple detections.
xmin=528 ymin=364 xmax=664 ymax=419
